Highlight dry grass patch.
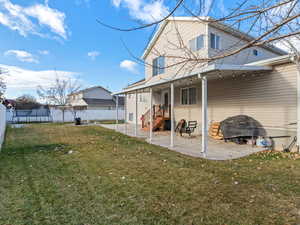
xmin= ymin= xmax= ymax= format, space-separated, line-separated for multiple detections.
xmin=0 ymin=124 xmax=300 ymax=225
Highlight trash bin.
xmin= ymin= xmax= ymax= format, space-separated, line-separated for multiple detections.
xmin=75 ymin=117 xmax=81 ymax=125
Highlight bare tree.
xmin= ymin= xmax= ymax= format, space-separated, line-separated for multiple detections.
xmin=98 ymin=0 xmax=300 ymax=73
xmin=37 ymin=77 xmax=81 ymax=122
xmin=0 ymin=68 xmax=7 ymax=102
xmin=98 ymin=0 xmax=300 ymax=149
xmin=15 ymin=94 xmax=41 ymax=110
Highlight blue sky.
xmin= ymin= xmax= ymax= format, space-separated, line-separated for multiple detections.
xmin=0 ymin=0 xmax=232 ymax=99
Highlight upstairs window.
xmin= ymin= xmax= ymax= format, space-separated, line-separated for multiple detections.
xmin=153 ymin=56 xmax=165 ymax=76
xmin=189 ymin=35 xmax=204 ymax=51
xmin=210 ymin=33 xmax=220 ymax=49
xmin=181 ymin=87 xmax=197 ymax=105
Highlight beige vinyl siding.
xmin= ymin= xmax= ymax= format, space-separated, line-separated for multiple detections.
xmin=145 ymin=20 xmax=209 ymax=81
xmin=207 ymin=26 xmax=279 ymax=65
xmin=173 ymin=63 xmax=297 ymax=133
xmin=125 ymin=92 xmax=150 ymax=124
xmin=144 ymin=20 xmax=282 ymax=83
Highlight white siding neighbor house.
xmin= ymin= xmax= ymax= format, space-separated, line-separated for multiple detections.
xmin=67 ymin=86 xmax=124 ymax=110
xmin=113 ymin=17 xmax=299 ymax=152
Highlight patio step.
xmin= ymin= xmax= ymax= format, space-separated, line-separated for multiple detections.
xmin=141 ymin=116 xmax=169 ymax=132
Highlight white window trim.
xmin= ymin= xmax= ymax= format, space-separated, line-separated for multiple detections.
xmin=152 ymin=56 xmax=165 ymax=76
xmin=180 ymin=87 xmax=188 ymax=105
xmin=189 ymin=35 xmax=204 ymax=52
xmin=180 ymin=87 xmax=197 ymax=105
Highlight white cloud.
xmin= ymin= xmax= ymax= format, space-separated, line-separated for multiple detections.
xmin=120 ymin=60 xmax=138 ymax=73
xmin=24 ymin=4 xmax=67 ymax=39
xmin=38 ymin=50 xmax=50 ymax=55
xmin=112 ymin=0 xmax=169 ymax=23
xmin=0 ymin=64 xmax=79 ymax=98
xmin=87 ymin=51 xmax=100 ymax=60
xmin=112 ymin=0 xmax=121 ymax=7
xmin=4 ymin=50 xmax=39 ymax=63
xmin=0 ymin=0 xmax=68 ymax=39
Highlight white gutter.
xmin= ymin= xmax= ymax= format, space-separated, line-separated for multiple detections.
xmin=290 ymin=55 xmax=300 ymax=150
xmin=246 ymin=55 xmax=291 ymax=66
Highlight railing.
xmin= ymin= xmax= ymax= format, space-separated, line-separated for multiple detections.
xmin=141 ymin=104 xmax=171 ymax=128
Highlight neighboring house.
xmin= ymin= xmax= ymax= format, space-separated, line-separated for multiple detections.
xmin=114 ymin=17 xmax=299 ymax=151
xmin=67 ymin=86 xmax=124 ymax=110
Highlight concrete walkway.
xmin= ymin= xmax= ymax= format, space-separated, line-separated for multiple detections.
xmin=100 ymin=123 xmax=264 ymax=160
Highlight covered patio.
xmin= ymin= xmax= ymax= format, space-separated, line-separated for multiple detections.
xmin=101 ymin=123 xmax=264 ymax=160
xmin=112 ymin=63 xmax=276 ymax=159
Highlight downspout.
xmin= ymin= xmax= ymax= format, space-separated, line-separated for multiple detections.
xmin=291 ymin=54 xmax=300 ymax=152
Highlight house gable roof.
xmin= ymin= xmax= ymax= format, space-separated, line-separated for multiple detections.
xmin=69 ymin=86 xmax=111 ymax=96
xmin=142 ymin=17 xmax=286 ymax=60
xmin=125 ymin=78 xmax=146 ymax=89
xmin=83 ymin=97 xmax=124 ymax=106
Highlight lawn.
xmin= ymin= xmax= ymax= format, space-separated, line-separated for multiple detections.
xmin=0 ymin=124 xmax=300 ymax=225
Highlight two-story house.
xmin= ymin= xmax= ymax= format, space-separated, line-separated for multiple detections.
xmin=114 ymin=17 xmax=299 ymax=152
xmin=68 ymin=86 xmax=124 ymax=110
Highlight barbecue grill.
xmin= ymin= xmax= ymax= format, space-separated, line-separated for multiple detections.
xmin=220 ymin=115 xmax=266 ymax=144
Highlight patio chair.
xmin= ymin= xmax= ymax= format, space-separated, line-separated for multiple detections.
xmin=176 ymin=120 xmax=197 ymax=136
xmin=185 ymin=121 xmax=197 ymax=136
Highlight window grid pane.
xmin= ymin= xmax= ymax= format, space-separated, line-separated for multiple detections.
xmin=159 ymin=56 xmax=165 ymax=74
xmin=153 ymin=56 xmax=164 ymax=76
xmin=181 ymin=89 xmax=188 ymax=105
xmin=189 ymin=88 xmax=196 ymax=104
xmin=210 ymin=33 xmax=215 ymax=49
xmin=189 ymin=39 xmax=195 ymax=51
xmin=153 ymin=58 xmax=156 ymax=76
xmin=216 ymin=35 xmax=220 ymax=49
xmin=196 ymin=35 xmax=203 ymax=50
xmin=190 ymin=36 xmax=204 ymax=52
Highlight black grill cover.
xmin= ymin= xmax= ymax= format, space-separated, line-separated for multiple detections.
xmin=220 ymin=115 xmax=266 ymax=139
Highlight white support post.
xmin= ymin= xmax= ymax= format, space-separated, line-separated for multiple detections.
xmin=115 ymin=95 xmax=119 ymax=129
xmin=201 ymin=76 xmax=208 ymax=154
xmin=135 ymin=91 xmax=138 ymax=137
xmin=170 ymin=83 xmax=175 ymax=148
xmin=297 ymin=63 xmax=300 ymax=150
xmin=149 ymin=88 xmax=153 ymax=143
xmin=124 ymin=94 xmax=127 ymax=134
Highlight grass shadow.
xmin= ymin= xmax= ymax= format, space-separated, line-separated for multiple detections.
xmin=1 ymin=143 xmax=70 ymax=156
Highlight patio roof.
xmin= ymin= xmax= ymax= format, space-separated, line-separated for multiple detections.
xmin=113 ymin=63 xmax=272 ymax=95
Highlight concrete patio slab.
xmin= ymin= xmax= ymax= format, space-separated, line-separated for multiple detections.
xmin=100 ymin=123 xmax=264 ymax=160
